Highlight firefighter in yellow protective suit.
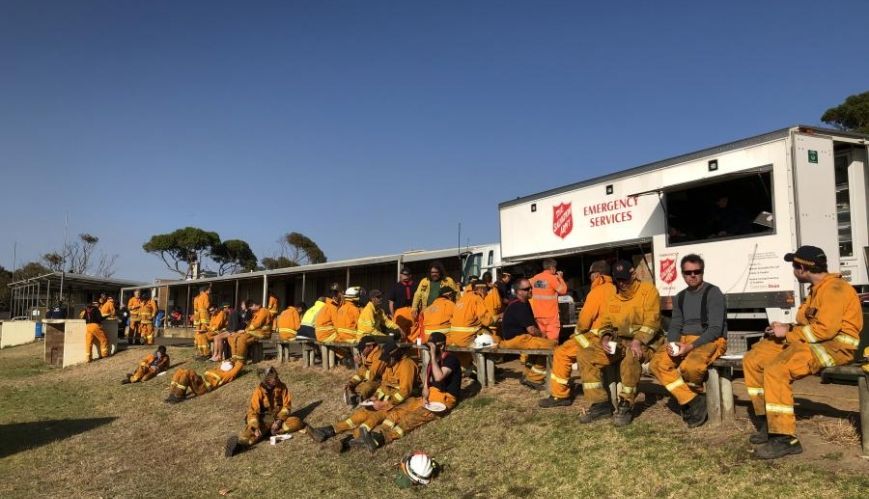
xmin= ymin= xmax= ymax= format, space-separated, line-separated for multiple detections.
xmin=357 ymin=332 xmax=462 ymax=453
xmin=498 ymin=278 xmax=557 ymax=389
xmin=421 ymin=287 xmax=456 ymax=344
xmin=307 ymin=342 xmax=418 ymax=453
xmin=358 ymin=290 xmax=400 ymax=338
xmin=138 ymin=294 xmax=158 ymax=345
xmin=276 ymin=304 xmax=301 ymax=342
xmin=192 ymin=286 xmax=211 ymax=358
xmin=344 ymin=336 xmax=387 ymax=405
xmin=540 ymin=260 xmax=616 ymax=407
xmin=315 ymin=284 xmax=342 ymax=342
xmin=99 ymin=295 xmax=117 ymax=319
xmin=127 ymin=290 xmax=143 ymax=344
xmin=224 ymin=367 xmax=304 ymax=457
xmin=410 ymin=262 xmax=460 ymax=321
xmin=482 ymin=272 xmax=503 ymax=340
xmin=743 ymin=246 xmax=863 ymax=459
xmin=205 ymin=304 xmax=229 ymax=361
xmin=122 ymin=345 xmax=170 ymax=384
xmin=267 ymin=292 xmax=279 ymax=327
xmin=334 ymin=287 xmax=362 ymax=343
xmin=577 ymin=260 xmax=662 ymax=426
xmin=81 ymin=300 xmax=110 ymax=362
xmin=229 ymin=302 xmax=271 ymax=361
xmin=166 ymin=359 xmax=245 ymax=403
xmin=448 ymin=281 xmax=493 ymax=367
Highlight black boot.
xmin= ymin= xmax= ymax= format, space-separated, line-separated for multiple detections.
xmin=224 ymin=436 xmax=239 ymax=458
xmin=612 ymin=400 xmax=633 ymax=427
xmin=121 ymin=375 xmax=132 ymax=385
xmin=754 ymin=435 xmax=803 ymax=459
xmin=750 ymin=419 xmax=769 ymax=444
xmin=358 ymin=427 xmax=385 ymax=454
xmin=520 ymin=378 xmax=545 ymax=391
xmin=683 ymin=394 xmax=708 ymax=428
xmin=538 ymin=396 xmax=572 ymax=408
xmin=579 ymin=402 xmax=613 ymax=424
xmin=331 ymin=435 xmax=353 ymax=454
xmin=306 ymin=425 xmax=336 ymax=443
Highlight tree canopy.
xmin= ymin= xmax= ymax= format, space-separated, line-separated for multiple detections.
xmin=143 ymin=227 xmax=221 ymax=277
xmin=281 ymin=232 xmax=327 ymax=265
xmin=261 ymin=256 xmax=297 ymax=270
xmin=821 ymin=91 xmax=869 ymax=133
xmin=212 ymin=239 xmax=258 ymax=275
xmin=42 ymin=233 xmax=118 ymax=277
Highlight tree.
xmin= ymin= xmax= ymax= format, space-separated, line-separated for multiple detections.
xmin=821 ymin=91 xmax=869 ymax=133
xmin=42 ymin=252 xmax=64 ymax=271
xmin=42 ymin=233 xmax=118 ymax=277
xmin=0 ymin=266 xmax=12 ymax=312
xmin=212 ymin=239 xmax=258 ymax=275
xmin=278 ymin=232 xmax=327 ymax=266
xmin=261 ymin=256 xmax=296 ymax=270
xmin=143 ymin=227 xmax=221 ymax=277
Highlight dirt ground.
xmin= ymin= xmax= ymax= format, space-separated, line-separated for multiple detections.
xmin=0 ymin=340 xmax=866 ymax=498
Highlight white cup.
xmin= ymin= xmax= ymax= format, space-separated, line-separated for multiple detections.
xmin=269 ymin=436 xmax=277 ymax=445
xmin=669 ymin=342 xmax=680 ymax=356
xmin=605 ymin=341 xmax=618 ymax=355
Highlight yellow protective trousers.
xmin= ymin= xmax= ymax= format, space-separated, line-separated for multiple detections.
xmin=127 ymin=321 xmax=140 ymax=341
xmin=194 ymin=331 xmax=211 ymax=356
xmin=130 ymin=365 xmax=158 ymax=383
xmin=549 ymin=333 xmax=596 ymax=399
xmin=332 ymin=407 xmax=389 ymax=438
xmin=238 ymin=415 xmax=304 ymax=446
xmin=743 ymin=337 xmax=855 ymax=436
xmin=498 ymin=334 xmax=556 ymax=383
xmin=85 ymin=323 xmax=109 ymax=361
xmin=649 ymin=335 xmax=727 ymax=405
xmin=169 ymin=368 xmax=209 ymax=398
xmin=446 ymin=327 xmax=477 ymax=368
xmin=353 ymin=381 xmax=379 ymax=399
xmin=382 ymin=388 xmax=456 ymax=442
xmin=229 ymin=332 xmax=258 ymax=361
xmin=139 ymin=323 xmax=155 ymax=345
xmin=577 ymin=337 xmax=659 ymax=406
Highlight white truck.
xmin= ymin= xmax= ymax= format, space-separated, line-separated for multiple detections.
xmin=499 ymin=125 xmax=868 ymax=326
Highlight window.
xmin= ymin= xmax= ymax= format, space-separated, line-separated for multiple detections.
xmin=665 ymin=171 xmax=774 ymax=245
xmin=834 ymin=155 xmax=852 ymax=257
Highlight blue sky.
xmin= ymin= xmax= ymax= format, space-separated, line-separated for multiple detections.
xmin=2 ymin=0 xmax=867 ymax=281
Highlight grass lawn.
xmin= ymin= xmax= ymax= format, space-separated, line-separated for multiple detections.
xmin=0 ymin=341 xmax=867 ymax=498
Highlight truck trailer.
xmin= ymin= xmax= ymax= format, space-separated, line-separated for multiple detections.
xmin=499 ymin=125 xmax=868 ymax=327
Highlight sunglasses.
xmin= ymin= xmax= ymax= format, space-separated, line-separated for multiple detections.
xmin=517 ymin=286 xmax=532 ymax=291
xmin=682 ymin=270 xmax=704 ymax=276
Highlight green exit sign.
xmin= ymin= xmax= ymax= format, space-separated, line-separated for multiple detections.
xmin=808 ymin=150 xmax=818 ymax=163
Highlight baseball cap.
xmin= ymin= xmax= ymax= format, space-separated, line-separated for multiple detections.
xmin=784 ymin=245 xmax=827 ymax=268
xmin=379 ymin=341 xmax=400 ymax=361
xmin=588 ymin=260 xmax=611 ymax=275
xmin=611 ymin=260 xmax=633 ymax=281
xmin=400 ymin=266 xmax=411 ymax=275
xmin=428 ymin=332 xmax=446 ymax=344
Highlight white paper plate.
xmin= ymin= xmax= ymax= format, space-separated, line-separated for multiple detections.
xmin=424 ymin=401 xmax=447 ymax=413
xmin=359 ymin=400 xmax=376 ymax=407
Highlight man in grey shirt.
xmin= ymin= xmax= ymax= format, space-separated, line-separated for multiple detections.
xmin=650 ymin=254 xmax=728 ymax=427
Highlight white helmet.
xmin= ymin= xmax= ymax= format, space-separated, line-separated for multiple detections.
xmin=401 ymin=451 xmax=435 ymax=485
xmin=474 ymin=333 xmax=496 ymax=349
xmin=344 ymin=286 xmax=361 ymax=300
xmin=220 ymin=360 xmax=234 ymax=372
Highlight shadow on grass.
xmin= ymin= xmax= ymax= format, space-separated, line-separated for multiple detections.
xmin=0 ymin=417 xmax=117 ymax=458
xmin=291 ymin=400 xmax=322 ymax=422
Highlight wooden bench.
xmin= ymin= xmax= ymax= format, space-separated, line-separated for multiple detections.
xmin=477 ymin=347 xmax=555 ymax=395
xmin=707 ymin=358 xmax=868 ymax=456
xmin=246 ymin=337 xmax=279 ymax=363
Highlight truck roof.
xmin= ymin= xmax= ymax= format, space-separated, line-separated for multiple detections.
xmin=499 ymin=124 xmax=869 ymax=209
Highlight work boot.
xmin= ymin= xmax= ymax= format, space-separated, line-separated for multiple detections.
xmin=753 ymin=435 xmax=803 ymax=459
xmin=538 ymin=396 xmax=572 ymax=408
xmin=579 ymin=402 xmax=613 ymax=424
xmin=224 ymin=436 xmax=239 ymax=458
xmin=682 ymin=394 xmax=708 ymax=428
xmin=331 ymin=435 xmax=353 ymax=454
xmin=749 ymin=419 xmax=769 ymax=444
xmin=306 ymin=425 xmax=336 ymax=443
xmin=164 ymin=394 xmax=182 ymax=404
xmin=121 ymin=377 xmax=131 ymax=385
xmin=612 ymin=401 xmax=633 ymax=427
xmin=358 ymin=427 xmax=385 ymax=454
xmin=520 ymin=378 xmax=545 ymax=391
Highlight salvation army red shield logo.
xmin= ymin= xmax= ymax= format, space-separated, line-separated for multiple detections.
xmin=660 ymin=258 xmax=677 ymax=284
xmin=552 ymin=202 xmax=573 ymax=239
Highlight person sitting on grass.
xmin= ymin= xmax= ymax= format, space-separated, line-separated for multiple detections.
xmin=306 ymin=341 xmax=418 ymax=453
xmin=344 ymin=336 xmax=387 ymax=407
xmin=356 ymin=332 xmax=461 ymax=453
xmin=122 ymin=346 xmax=170 ymax=384
xmin=165 ymin=360 xmax=244 ymax=403
xmin=224 ymin=367 xmax=304 ymax=457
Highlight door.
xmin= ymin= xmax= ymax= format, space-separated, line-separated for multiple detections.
xmin=792 ymin=133 xmax=840 ymax=272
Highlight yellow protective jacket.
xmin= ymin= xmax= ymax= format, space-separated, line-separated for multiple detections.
xmin=276 ymin=307 xmax=301 ymax=336
xmin=246 ymin=308 xmax=272 ymax=339
xmin=207 ymin=309 xmax=228 ymax=332
xmin=600 ymin=280 xmax=661 ymax=344
xmin=335 ymin=301 xmax=361 ymax=338
xmin=301 ymin=300 xmax=325 ymax=327
xmin=412 ymin=277 xmax=459 ymax=313
xmin=785 ymin=274 xmax=863 ymax=366
xmin=140 ymin=353 xmax=170 ymax=373
xmin=358 ymin=302 xmax=398 ymax=335
xmin=100 ymin=300 xmax=116 ymax=319
xmin=374 ymin=356 xmax=418 ymax=405
xmin=451 ymin=292 xmax=493 ymax=331
xmin=577 ymin=275 xmax=617 ymax=334
xmin=267 ymin=296 xmax=279 ymax=318
xmin=350 ymin=345 xmax=385 ymax=385
xmin=246 ymin=381 xmax=293 ymax=429
xmin=423 ymin=297 xmax=456 ymax=335
xmin=140 ymin=299 xmax=157 ymax=323
xmin=127 ymin=296 xmax=142 ymax=322
xmin=193 ymin=292 xmax=210 ymax=328
xmin=484 ymin=287 xmax=502 ymax=318
xmin=314 ymin=298 xmax=339 ymax=339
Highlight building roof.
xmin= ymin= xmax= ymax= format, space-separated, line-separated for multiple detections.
xmin=8 ymin=271 xmax=145 ymax=289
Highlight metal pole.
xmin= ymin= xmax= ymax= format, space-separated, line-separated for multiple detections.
xmin=345 ymin=267 xmax=350 ymax=288
xmin=262 ymin=275 xmax=268 ymax=305
xmin=234 ymin=279 xmax=239 ymax=306
xmin=301 ymin=272 xmax=306 ymax=302
xmin=185 ymin=285 xmax=191 ymax=330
